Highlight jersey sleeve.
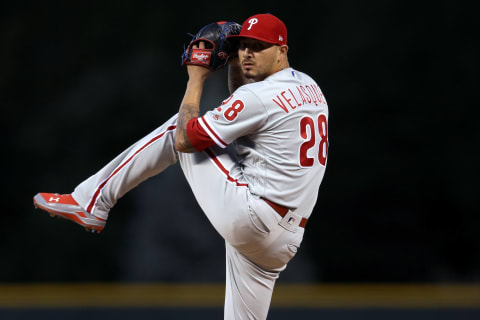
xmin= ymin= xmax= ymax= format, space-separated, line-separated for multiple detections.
xmin=198 ymin=86 xmax=267 ymax=148
xmin=186 ymin=117 xmax=217 ymax=152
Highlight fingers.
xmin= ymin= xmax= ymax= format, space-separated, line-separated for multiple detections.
xmin=192 ymin=41 xmax=206 ymax=49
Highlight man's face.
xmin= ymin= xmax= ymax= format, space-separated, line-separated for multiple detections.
xmin=238 ymin=38 xmax=279 ymax=81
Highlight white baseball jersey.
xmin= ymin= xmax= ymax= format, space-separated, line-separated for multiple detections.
xmin=187 ymin=67 xmax=328 ymax=218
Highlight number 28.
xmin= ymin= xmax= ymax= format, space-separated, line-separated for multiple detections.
xmin=299 ymin=114 xmax=328 ymax=167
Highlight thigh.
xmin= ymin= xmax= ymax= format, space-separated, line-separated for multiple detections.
xmin=178 ymin=147 xmax=305 ymax=268
xmin=238 ymin=196 xmax=306 ymax=271
xmin=178 ymin=147 xmax=261 ymax=246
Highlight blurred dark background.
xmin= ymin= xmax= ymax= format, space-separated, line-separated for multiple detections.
xmin=2 ymin=0 xmax=478 ymax=285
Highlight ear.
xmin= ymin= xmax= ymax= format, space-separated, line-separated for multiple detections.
xmin=278 ymin=45 xmax=289 ymax=62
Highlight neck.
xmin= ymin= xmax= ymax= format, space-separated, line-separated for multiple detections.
xmin=270 ymin=60 xmax=290 ymax=77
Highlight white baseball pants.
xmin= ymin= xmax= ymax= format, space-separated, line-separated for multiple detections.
xmin=71 ymin=114 xmax=304 ymax=319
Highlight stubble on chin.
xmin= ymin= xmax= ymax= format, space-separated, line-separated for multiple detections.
xmin=244 ymin=73 xmax=255 ymax=79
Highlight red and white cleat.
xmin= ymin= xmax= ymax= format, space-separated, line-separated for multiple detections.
xmin=33 ymin=193 xmax=106 ymax=233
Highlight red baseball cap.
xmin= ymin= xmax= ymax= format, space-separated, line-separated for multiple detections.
xmin=229 ymin=13 xmax=287 ymax=46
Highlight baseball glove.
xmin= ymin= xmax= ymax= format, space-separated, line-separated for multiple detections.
xmin=182 ymin=21 xmax=241 ymax=71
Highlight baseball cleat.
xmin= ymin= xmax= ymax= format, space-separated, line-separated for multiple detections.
xmin=33 ymin=193 xmax=106 ymax=233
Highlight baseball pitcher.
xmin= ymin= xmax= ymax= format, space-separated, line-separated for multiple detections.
xmin=33 ymin=13 xmax=329 ymax=319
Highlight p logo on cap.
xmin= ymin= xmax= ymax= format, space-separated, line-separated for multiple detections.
xmin=247 ymin=18 xmax=258 ymax=30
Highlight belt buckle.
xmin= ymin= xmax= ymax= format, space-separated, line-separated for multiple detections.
xmin=278 ymin=211 xmax=302 ymax=232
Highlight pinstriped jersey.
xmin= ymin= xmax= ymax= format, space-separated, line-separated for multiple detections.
xmin=189 ymin=68 xmax=328 ymax=217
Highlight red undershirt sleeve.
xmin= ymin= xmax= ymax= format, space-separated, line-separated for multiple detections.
xmin=186 ymin=118 xmax=217 ymax=152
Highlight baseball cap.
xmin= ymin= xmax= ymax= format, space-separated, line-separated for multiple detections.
xmin=229 ymin=13 xmax=287 ymax=46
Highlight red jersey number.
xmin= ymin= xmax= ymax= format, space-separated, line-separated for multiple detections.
xmin=299 ymin=114 xmax=328 ymax=167
xmin=224 ymin=100 xmax=245 ymax=121
xmin=299 ymin=117 xmax=316 ymax=167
